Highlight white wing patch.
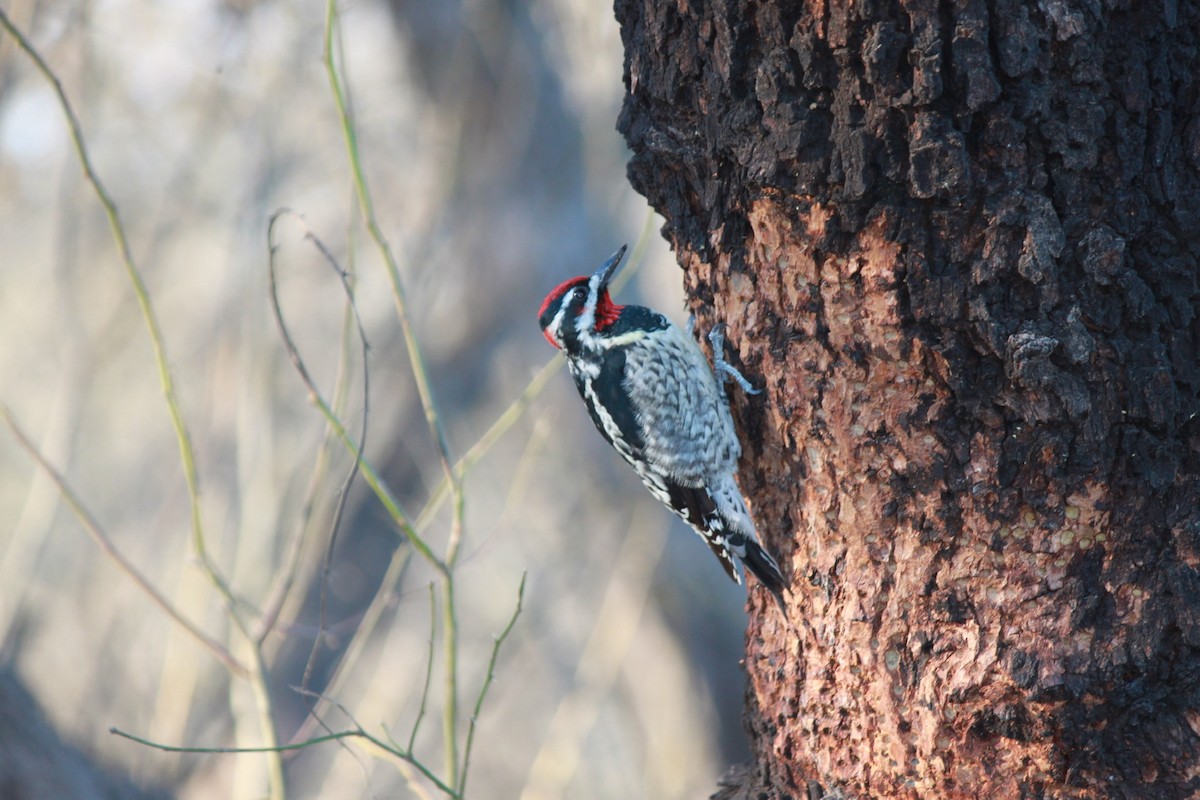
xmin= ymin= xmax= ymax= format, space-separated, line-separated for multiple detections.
xmin=600 ymin=321 xmax=760 ymax=545
xmin=620 ymin=323 xmax=742 ymax=482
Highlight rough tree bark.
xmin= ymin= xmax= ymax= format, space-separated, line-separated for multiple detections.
xmin=615 ymin=1 xmax=1200 ymax=798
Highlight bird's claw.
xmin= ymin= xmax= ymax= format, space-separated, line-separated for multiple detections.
xmin=708 ymin=324 xmax=761 ymax=395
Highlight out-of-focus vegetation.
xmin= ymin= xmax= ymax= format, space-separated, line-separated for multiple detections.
xmin=0 ymin=1 xmax=753 ymax=797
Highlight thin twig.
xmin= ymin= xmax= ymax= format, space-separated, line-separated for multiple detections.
xmin=266 ymin=212 xmax=445 ymax=574
xmin=415 ymin=353 xmax=563 ymax=536
xmin=318 ymin=0 xmax=462 ymax=522
xmin=112 ymin=725 xmax=363 ymax=754
xmin=111 ymin=724 xmax=460 ymax=799
xmin=255 ymin=231 xmax=363 ymax=644
xmin=0 ymin=6 xmax=235 ymax=622
xmin=245 ymin=646 xmax=286 ymax=795
xmin=387 ymin=737 xmax=439 ymax=800
xmin=0 ymin=17 xmax=289 ymax=795
xmin=304 ymin=225 xmax=371 ymax=691
xmin=321 ymin=0 xmax=466 ymax=784
xmin=254 ymin=412 xmax=338 ymax=644
xmin=265 ymin=211 xmax=373 ymax=695
xmin=290 ymin=685 xmax=379 ymax=795
xmin=458 ymin=574 xmax=525 ymax=797
xmin=298 ymin=686 xmax=460 ymax=800
xmin=1 ymin=406 xmax=248 ymax=678
xmin=440 ymin=580 xmax=459 ymax=784
xmin=410 ymin=582 xmax=439 ymax=753
xmin=284 ymin=546 xmax=413 ymax=747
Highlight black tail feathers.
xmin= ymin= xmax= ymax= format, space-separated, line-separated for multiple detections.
xmin=740 ymin=538 xmax=789 ymax=616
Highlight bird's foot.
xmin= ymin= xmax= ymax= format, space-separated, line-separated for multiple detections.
xmin=708 ymin=324 xmax=761 ymax=395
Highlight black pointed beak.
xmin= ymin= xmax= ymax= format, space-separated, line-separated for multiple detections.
xmin=592 ymin=244 xmax=628 ymax=290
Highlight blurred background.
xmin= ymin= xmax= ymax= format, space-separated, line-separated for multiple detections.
xmin=0 ymin=0 xmax=754 ymax=797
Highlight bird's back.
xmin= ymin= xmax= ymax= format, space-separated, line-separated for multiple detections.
xmin=621 ymin=319 xmax=742 ymax=485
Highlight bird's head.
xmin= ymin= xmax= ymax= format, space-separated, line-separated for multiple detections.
xmin=537 ymin=245 xmax=627 ymax=352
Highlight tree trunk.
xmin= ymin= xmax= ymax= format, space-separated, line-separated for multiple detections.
xmin=615 ymin=1 xmax=1200 ymax=798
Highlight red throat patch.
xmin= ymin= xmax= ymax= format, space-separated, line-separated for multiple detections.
xmin=593 ymin=291 xmax=622 ymax=331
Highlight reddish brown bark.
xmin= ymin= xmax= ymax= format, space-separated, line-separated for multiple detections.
xmin=616 ymin=1 xmax=1200 ymax=798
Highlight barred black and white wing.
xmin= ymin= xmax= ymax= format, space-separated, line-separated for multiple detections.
xmin=567 ymin=315 xmax=786 ymax=602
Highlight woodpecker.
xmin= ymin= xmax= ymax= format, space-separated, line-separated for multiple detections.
xmin=537 ymin=245 xmax=787 ymax=611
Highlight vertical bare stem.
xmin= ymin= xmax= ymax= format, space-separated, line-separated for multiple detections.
xmin=320 ymin=1 xmax=464 ymax=784
xmin=0 ymin=12 xmax=284 ymax=797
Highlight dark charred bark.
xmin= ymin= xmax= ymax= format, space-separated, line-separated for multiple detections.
xmin=615 ymin=1 xmax=1200 ymax=797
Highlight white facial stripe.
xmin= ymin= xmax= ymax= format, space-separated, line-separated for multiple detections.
xmin=577 ymin=272 xmax=604 ymax=336
xmin=547 ymin=302 xmax=570 ymax=346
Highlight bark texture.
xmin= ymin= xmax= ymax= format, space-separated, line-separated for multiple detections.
xmin=615 ymin=1 xmax=1200 ymax=798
